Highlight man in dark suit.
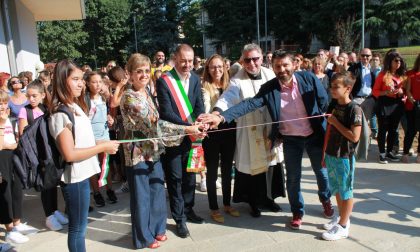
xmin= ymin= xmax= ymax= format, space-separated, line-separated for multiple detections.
xmin=348 ymin=48 xmax=376 ymax=120
xmin=200 ymin=51 xmax=333 ymax=230
xmin=156 ymin=44 xmax=205 ymax=238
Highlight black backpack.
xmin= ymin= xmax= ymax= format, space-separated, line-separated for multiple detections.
xmin=13 ymin=105 xmax=75 ymax=191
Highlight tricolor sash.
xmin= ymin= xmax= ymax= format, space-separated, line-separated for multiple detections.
xmin=98 ymin=153 xmax=110 ymax=187
xmin=162 ymin=69 xmax=205 ymax=173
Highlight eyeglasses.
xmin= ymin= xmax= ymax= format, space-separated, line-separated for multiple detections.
xmin=135 ymin=69 xmax=151 ymax=75
xmin=209 ymin=66 xmax=223 ymax=71
xmin=361 ymin=54 xmax=371 ymax=58
xmin=11 ymin=80 xmax=22 ymax=85
xmin=243 ymin=57 xmax=260 ymax=63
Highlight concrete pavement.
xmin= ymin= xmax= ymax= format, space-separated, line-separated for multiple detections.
xmin=3 ymin=140 xmax=420 ymax=251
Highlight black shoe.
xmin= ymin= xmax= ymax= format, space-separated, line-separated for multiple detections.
xmin=93 ymin=192 xmax=105 ymax=207
xmin=250 ymin=205 xmax=261 ymax=218
xmin=378 ymin=155 xmax=388 ymax=164
xmin=175 ymin=223 xmax=190 ymax=238
xmin=106 ymin=189 xmax=118 ymax=204
xmin=386 ymin=152 xmax=400 ymax=162
xmin=88 ymin=206 xmax=94 ymax=212
xmin=264 ymin=200 xmax=282 ymax=212
xmin=186 ymin=211 xmax=205 ymax=224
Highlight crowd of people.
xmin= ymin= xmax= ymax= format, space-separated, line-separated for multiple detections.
xmin=0 ymin=42 xmax=419 ymax=251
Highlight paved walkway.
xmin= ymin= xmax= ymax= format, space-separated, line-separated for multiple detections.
xmin=3 ymin=140 xmax=420 ymax=251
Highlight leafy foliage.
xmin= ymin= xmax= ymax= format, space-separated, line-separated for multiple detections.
xmin=37 ymin=21 xmax=88 ymax=62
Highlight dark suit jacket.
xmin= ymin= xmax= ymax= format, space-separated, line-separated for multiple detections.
xmin=156 ymin=70 xmax=205 ymax=151
xmin=222 ymin=71 xmax=329 ymax=147
xmin=348 ymin=62 xmax=376 ymax=98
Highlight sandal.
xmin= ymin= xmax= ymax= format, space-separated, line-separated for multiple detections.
xmin=210 ymin=211 xmax=224 ymax=223
xmin=224 ymin=206 xmax=240 ymax=217
xmin=147 ymin=240 xmax=160 ymax=249
xmin=156 ymin=234 xmax=168 ymax=242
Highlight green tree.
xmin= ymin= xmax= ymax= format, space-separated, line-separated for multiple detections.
xmin=37 ymin=21 xmax=88 ymax=62
xmin=133 ymin=0 xmax=191 ymax=58
xmin=181 ymin=0 xmax=204 ymax=56
xmin=83 ymin=0 xmax=131 ymax=67
xmin=202 ymin=0 xmax=258 ymax=58
xmin=365 ymin=0 xmax=420 ymax=46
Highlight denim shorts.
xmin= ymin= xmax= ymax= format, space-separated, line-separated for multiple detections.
xmin=325 ymin=154 xmax=355 ymax=200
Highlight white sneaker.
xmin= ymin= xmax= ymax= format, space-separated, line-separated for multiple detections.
xmin=200 ymin=180 xmax=207 ymax=192
xmin=54 ymin=210 xmax=69 ymax=225
xmin=322 ymin=224 xmax=349 ymax=241
xmin=46 ymin=215 xmax=63 ymax=231
xmin=323 ymin=216 xmax=340 ymax=230
xmin=0 ymin=243 xmax=11 ymax=251
xmin=13 ymin=223 xmax=39 ymax=235
xmin=215 ymin=179 xmax=222 ymax=189
xmin=6 ymin=231 xmax=29 ymax=244
xmin=323 ymin=217 xmax=350 ymax=230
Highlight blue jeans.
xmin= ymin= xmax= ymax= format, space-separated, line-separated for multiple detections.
xmin=62 ymin=178 xmax=90 ymax=252
xmin=127 ymin=161 xmax=166 ymax=249
xmin=370 ymin=114 xmax=378 ymax=134
xmin=283 ymin=134 xmax=331 ymax=216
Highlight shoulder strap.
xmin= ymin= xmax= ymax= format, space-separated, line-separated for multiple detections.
xmin=56 ymin=104 xmax=75 ymax=141
xmin=25 ymin=104 xmax=35 ymax=125
xmin=84 ymin=93 xmax=91 ymax=113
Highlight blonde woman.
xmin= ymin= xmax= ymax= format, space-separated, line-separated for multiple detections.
xmin=202 ymin=54 xmax=239 ymax=223
xmin=120 ymin=54 xmax=205 ymax=248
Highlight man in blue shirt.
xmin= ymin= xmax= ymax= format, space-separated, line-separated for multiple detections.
xmin=348 ymin=48 xmax=376 ymax=121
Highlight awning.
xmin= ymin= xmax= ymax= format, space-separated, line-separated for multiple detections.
xmin=19 ymin=0 xmax=85 ymax=21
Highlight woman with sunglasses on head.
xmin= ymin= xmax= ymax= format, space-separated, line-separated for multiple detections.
xmin=120 ymin=53 xmax=205 ymax=249
xmin=7 ymin=77 xmax=29 ymax=124
xmin=372 ymin=50 xmax=407 ymax=164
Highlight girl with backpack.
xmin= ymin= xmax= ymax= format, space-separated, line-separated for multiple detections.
xmin=84 ymin=71 xmax=117 ymax=207
xmin=0 ymin=90 xmax=38 ymax=246
xmin=48 ymin=60 xmax=119 ymax=252
xmin=18 ymin=80 xmax=69 ymax=232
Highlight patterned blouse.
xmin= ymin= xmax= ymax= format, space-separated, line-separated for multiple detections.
xmin=120 ymin=88 xmax=186 ymax=166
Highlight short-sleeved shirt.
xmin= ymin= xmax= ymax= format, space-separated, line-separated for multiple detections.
xmin=8 ymin=100 xmax=29 ymax=119
xmin=326 ymin=102 xmax=363 ymax=158
xmin=3 ymin=118 xmax=17 ymax=145
xmin=18 ymin=106 xmax=44 ymax=121
xmin=48 ymin=103 xmax=100 ymax=184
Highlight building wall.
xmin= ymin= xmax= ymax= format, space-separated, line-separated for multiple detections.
xmin=12 ymin=0 xmax=41 ymax=76
xmin=0 ymin=8 xmax=11 ymax=73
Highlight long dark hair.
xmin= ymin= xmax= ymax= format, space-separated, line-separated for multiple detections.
xmin=383 ymin=49 xmax=407 ymax=77
xmin=49 ymin=59 xmax=88 ymax=113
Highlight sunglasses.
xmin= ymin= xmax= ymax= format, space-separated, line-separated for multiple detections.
xmin=11 ymin=80 xmax=22 ymax=85
xmin=361 ymin=54 xmax=371 ymax=58
xmin=243 ymin=57 xmax=260 ymax=63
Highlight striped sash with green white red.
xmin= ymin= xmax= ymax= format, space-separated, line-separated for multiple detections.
xmin=162 ymin=69 xmax=205 ymax=173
